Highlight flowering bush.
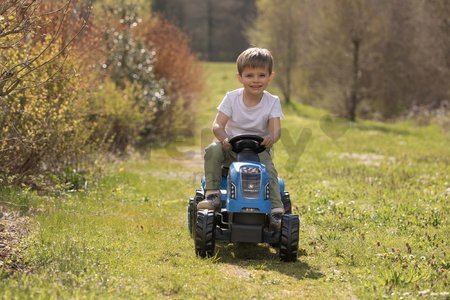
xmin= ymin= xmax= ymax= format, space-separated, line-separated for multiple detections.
xmin=96 ymin=6 xmax=204 ymax=149
xmin=0 ymin=38 xmax=95 ymax=187
xmin=89 ymin=80 xmax=150 ymax=154
xmin=137 ymin=15 xmax=204 ymax=143
xmin=0 ymin=1 xmax=204 ymax=188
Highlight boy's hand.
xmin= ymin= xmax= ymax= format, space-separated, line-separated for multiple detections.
xmin=262 ymin=134 xmax=275 ymax=149
xmin=221 ymin=138 xmax=232 ymax=151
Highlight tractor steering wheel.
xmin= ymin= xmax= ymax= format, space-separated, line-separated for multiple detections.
xmin=229 ymin=135 xmax=266 ymax=153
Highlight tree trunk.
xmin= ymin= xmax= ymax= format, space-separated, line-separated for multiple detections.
xmin=349 ymin=39 xmax=360 ymax=121
xmin=284 ymin=10 xmax=293 ymax=104
xmin=206 ymin=0 xmax=213 ymax=60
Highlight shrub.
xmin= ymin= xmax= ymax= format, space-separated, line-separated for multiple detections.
xmin=92 ymin=7 xmax=204 ymax=150
xmin=0 ymin=1 xmax=205 ymax=188
xmin=89 ymin=80 xmax=149 ymax=154
xmin=0 ymin=37 xmax=95 ymax=187
xmin=93 ymin=5 xmax=169 ymax=152
xmin=137 ymin=15 xmax=204 ymax=143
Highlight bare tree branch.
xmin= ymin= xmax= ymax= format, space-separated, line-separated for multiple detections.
xmin=0 ymin=0 xmax=89 ymax=97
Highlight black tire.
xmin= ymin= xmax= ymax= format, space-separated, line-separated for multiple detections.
xmin=195 ymin=210 xmax=216 ymax=258
xmin=279 ymin=214 xmax=299 ymax=262
xmin=189 ymin=189 xmax=204 ymax=237
xmin=194 ymin=189 xmax=204 ymax=204
xmin=188 ymin=198 xmax=196 ymax=238
xmin=282 ymin=192 xmax=292 ymax=214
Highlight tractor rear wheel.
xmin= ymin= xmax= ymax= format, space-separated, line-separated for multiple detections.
xmin=188 ymin=198 xmax=196 ymax=237
xmin=188 ymin=190 xmax=204 ymax=238
xmin=279 ymin=214 xmax=299 ymax=262
xmin=195 ymin=210 xmax=215 ymax=258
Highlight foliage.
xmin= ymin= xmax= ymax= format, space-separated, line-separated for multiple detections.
xmin=89 ymin=80 xmax=149 ymax=154
xmin=0 ymin=0 xmax=101 ymax=188
xmin=308 ymin=0 xmax=384 ymax=121
xmin=151 ymin=0 xmax=257 ymax=61
xmin=93 ymin=0 xmax=149 ymax=17
xmin=0 ymin=37 xmax=95 ymax=187
xmin=250 ymin=0 xmax=450 ymax=121
xmin=101 ymin=8 xmax=166 ymax=105
xmin=136 ymin=15 xmax=204 ymax=143
xmin=95 ymin=4 xmax=204 ymax=150
xmin=0 ymin=0 xmax=204 ymax=188
xmin=249 ymin=0 xmax=304 ymax=104
xmin=0 ymin=0 xmax=85 ymax=97
xmin=0 ymin=62 xmax=448 ymax=298
xmin=0 ymin=0 xmax=41 ymax=96
xmin=360 ymin=0 xmax=450 ymax=120
xmin=95 ymin=4 xmax=171 ymax=152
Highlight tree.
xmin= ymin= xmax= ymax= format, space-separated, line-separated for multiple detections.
xmin=96 ymin=3 xmax=167 ymax=153
xmin=136 ymin=15 xmax=204 ymax=142
xmin=249 ymin=0 xmax=304 ymax=104
xmin=367 ymin=0 xmax=417 ymax=118
xmin=414 ymin=0 xmax=450 ymax=107
xmin=366 ymin=0 xmax=450 ymax=118
xmin=0 ymin=32 xmax=97 ymax=186
xmin=305 ymin=0 xmax=385 ymax=121
xmin=0 ymin=0 xmax=87 ymax=97
xmin=151 ymin=0 xmax=256 ymax=61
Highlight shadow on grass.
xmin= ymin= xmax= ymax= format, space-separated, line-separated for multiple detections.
xmin=285 ymin=101 xmax=313 ymax=119
xmin=353 ymin=122 xmax=412 ymax=136
xmin=214 ymin=242 xmax=323 ymax=280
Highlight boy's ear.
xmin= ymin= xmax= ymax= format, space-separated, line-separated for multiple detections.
xmin=269 ymin=72 xmax=276 ymax=81
xmin=237 ymin=72 xmax=243 ymax=83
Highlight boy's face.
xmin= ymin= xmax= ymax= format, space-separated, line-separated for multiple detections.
xmin=237 ymin=66 xmax=274 ymax=97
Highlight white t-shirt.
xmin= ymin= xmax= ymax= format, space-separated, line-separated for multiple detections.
xmin=217 ymin=88 xmax=284 ymax=138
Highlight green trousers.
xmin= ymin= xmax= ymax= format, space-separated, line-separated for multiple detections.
xmin=204 ymin=141 xmax=283 ymax=210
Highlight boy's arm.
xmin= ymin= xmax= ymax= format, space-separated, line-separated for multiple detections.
xmin=212 ymin=111 xmax=232 ymax=150
xmin=262 ymin=117 xmax=281 ymax=148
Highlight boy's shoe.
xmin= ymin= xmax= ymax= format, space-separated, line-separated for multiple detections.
xmin=269 ymin=208 xmax=284 ymax=231
xmin=269 ymin=213 xmax=282 ymax=231
xmin=197 ymin=193 xmax=221 ymax=211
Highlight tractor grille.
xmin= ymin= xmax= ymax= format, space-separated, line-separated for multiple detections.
xmin=241 ymin=173 xmax=261 ymax=199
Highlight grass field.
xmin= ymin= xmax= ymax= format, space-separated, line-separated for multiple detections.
xmin=0 ymin=62 xmax=449 ymax=299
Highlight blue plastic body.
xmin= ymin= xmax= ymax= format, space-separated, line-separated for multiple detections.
xmin=200 ymin=163 xmax=286 ymax=214
xmin=226 ymin=162 xmax=271 ymax=214
xmin=278 ymin=177 xmax=285 ymax=194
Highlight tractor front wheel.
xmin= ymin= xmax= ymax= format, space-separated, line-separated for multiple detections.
xmin=279 ymin=214 xmax=299 ymax=262
xmin=282 ymin=192 xmax=292 ymax=214
xmin=195 ymin=210 xmax=216 ymax=258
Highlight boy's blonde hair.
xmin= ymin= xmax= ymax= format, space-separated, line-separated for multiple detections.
xmin=236 ymin=47 xmax=273 ymax=75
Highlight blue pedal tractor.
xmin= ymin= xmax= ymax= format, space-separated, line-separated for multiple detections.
xmin=187 ymin=135 xmax=299 ymax=262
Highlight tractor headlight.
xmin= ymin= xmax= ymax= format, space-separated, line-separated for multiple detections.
xmin=265 ymin=183 xmax=270 ymax=200
xmin=230 ymin=182 xmax=236 ymax=199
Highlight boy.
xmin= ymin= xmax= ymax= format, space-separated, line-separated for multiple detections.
xmin=198 ymin=47 xmax=285 ymax=230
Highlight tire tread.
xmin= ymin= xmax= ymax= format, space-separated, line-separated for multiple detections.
xmin=195 ymin=210 xmax=215 ymax=257
xmin=279 ymin=214 xmax=299 ymax=262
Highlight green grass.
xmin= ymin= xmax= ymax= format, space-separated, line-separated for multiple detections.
xmin=0 ymin=62 xmax=449 ymax=299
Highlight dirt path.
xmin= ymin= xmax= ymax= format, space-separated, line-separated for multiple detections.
xmin=0 ymin=206 xmax=32 ymax=274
